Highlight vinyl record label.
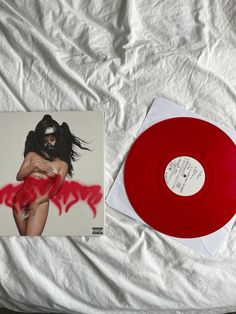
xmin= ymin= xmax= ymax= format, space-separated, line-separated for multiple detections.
xmin=164 ymin=156 xmax=205 ymax=196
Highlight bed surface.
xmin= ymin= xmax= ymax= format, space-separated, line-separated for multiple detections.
xmin=0 ymin=0 xmax=236 ymax=313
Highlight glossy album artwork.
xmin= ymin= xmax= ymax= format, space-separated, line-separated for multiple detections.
xmin=0 ymin=111 xmax=104 ymax=236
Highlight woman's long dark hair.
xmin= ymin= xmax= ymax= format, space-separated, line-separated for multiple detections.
xmin=24 ymin=115 xmax=90 ymax=177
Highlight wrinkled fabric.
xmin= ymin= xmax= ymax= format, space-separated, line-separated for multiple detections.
xmin=0 ymin=0 xmax=236 ymax=313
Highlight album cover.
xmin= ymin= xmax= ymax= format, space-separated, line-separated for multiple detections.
xmin=0 ymin=111 xmax=104 ymax=236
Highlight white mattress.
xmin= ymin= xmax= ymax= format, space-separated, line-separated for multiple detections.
xmin=0 ymin=0 xmax=236 ymax=313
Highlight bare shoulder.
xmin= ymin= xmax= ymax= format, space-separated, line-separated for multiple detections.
xmin=55 ymin=159 xmax=68 ymax=171
xmin=61 ymin=161 xmax=68 ymax=171
xmin=25 ymin=152 xmax=39 ymax=160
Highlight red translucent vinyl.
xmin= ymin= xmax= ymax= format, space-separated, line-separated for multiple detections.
xmin=124 ymin=117 xmax=236 ymax=238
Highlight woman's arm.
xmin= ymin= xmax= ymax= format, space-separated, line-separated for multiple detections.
xmin=16 ymin=153 xmax=36 ymax=181
xmin=16 ymin=153 xmax=54 ymax=181
xmin=28 ymin=161 xmax=68 ymax=209
xmin=48 ymin=162 xmax=68 ymax=198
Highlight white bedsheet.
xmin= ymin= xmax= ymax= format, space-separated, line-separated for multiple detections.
xmin=0 ymin=0 xmax=236 ymax=313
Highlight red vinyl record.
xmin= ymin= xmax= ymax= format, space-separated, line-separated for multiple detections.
xmin=124 ymin=117 xmax=236 ymax=238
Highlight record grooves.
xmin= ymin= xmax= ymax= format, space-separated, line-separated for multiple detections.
xmin=124 ymin=117 xmax=236 ymax=238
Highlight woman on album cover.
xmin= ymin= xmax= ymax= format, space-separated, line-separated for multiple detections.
xmin=12 ymin=114 xmax=89 ymax=236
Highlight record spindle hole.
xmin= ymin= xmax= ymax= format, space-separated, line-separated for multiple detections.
xmin=164 ymin=156 xmax=205 ymax=196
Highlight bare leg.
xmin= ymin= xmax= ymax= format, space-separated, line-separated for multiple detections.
xmin=12 ymin=210 xmax=27 ymax=236
xmin=25 ymin=201 xmax=49 ymax=236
